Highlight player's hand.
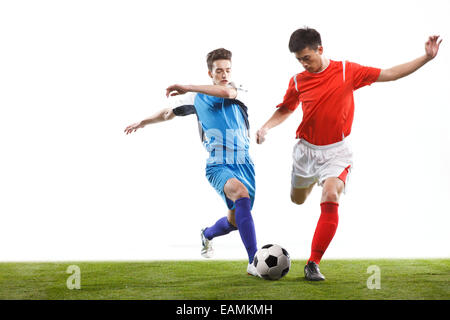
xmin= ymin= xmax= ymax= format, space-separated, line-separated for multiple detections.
xmin=256 ymin=127 xmax=268 ymax=144
xmin=166 ymin=84 xmax=189 ymax=97
xmin=124 ymin=122 xmax=145 ymax=135
xmin=425 ymin=35 xmax=442 ymax=60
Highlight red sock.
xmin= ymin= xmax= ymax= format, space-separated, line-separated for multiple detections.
xmin=308 ymin=202 xmax=339 ymax=265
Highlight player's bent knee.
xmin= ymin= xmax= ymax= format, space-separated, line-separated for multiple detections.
xmin=321 ymin=190 xmax=340 ymax=203
xmin=291 ymin=198 xmax=306 ymax=205
xmin=224 ymin=178 xmax=250 ymax=202
xmin=291 ymin=194 xmax=306 ymax=205
xmin=226 ymin=185 xmax=249 ymax=202
xmin=234 ymin=187 xmax=249 ymax=200
xmin=290 ymin=188 xmax=309 ymax=205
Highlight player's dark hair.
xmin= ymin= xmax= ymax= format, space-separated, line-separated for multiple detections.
xmin=288 ymin=27 xmax=322 ymax=52
xmin=206 ymin=48 xmax=232 ymax=71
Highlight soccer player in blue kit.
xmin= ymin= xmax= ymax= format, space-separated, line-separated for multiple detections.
xmin=124 ymin=48 xmax=259 ymax=276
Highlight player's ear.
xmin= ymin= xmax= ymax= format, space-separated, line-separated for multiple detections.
xmin=317 ymin=46 xmax=324 ymax=55
xmin=208 ymin=70 xmax=213 ymax=78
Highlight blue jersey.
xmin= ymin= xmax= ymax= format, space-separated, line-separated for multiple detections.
xmin=170 ymin=83 xmax=255 ymax=210
xmin=171 ymin=83 xmax=251 ymax=165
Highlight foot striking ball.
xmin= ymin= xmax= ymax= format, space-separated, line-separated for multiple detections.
xmin=253 ymin=244 xmax=291 ymax=280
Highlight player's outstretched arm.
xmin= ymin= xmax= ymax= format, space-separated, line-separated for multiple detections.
xmin=256 ymin=107 xmax=294 ymax=144
xmin=166 ymin=84 xmax=237 ymax=99
xmin=124 ymin=108 xmax=175 ymax=135
xmin=377 ymin=35 xmax=442 ymax=82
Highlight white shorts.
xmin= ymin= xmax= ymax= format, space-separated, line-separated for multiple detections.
xmin=291 ymin=138 xmax=353 ymax=192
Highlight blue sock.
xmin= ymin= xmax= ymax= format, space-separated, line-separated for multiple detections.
xmin=204 ymin=217 xmax=237 ymax=240
xmin=235 ymin=197 xmax=258 ymax=263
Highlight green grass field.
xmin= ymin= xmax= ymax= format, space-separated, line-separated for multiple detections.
xmin=0 ymin=259 xmax=448 ymax=300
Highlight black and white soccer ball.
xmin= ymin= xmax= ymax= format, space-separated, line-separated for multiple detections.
xmin=253 ymin=244 xmax=291 ymax=280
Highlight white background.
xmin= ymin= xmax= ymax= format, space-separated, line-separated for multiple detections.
xmin=0 ymin=0 xmax=449 ymax=261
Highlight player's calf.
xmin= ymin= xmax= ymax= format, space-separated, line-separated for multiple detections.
xmin=224 ymin=178 xmax=257 ymax=264
xmin=227 ymin=210 xmax=237 ymax=227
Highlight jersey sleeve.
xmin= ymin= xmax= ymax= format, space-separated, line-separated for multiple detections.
xmin=347 ymin=61 xmax=381 ymax=90
xmin=169 ymin=92 xmax=197 ymax=116
xmin=229 ymin=82 xmax=249 ymax=106
xmin=276 ymin=75 xmax=301 ymax=111
xmin=172 ymin=105 xmax=196 ymax=116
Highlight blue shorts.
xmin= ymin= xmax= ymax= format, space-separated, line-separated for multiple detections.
xmin=205 ymin=160 xmax=256 ymax=211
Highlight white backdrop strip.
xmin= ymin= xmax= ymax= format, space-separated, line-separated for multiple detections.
xmin=0 ymin=0 xmax=449 ymax=261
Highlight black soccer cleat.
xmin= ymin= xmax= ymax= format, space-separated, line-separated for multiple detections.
xmin=304 ymin=261 xmax=325 ymax=281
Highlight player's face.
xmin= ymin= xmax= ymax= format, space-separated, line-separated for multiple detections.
xmin=294 ymin=46 xmax=324 ymax=73
xmin=209 ymin=59 xmax=232 ymax=86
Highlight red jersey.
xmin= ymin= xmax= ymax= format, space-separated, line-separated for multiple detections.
xmin=277 ymin=60 xmax=381 ymax=145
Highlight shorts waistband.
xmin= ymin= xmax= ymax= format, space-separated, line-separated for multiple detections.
xmin=299 ymin=138 xmax=346 ymax=150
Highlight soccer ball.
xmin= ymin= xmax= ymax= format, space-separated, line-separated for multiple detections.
xmin=253 ymin=244 xmax=291 ymax=280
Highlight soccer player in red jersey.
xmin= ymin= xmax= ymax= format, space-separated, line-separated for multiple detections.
xmin=256 ymin=27 xmax=442 ymax=281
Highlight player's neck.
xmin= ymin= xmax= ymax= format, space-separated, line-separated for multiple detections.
xmin=317 ymin=57 xmax=330 ymax=73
